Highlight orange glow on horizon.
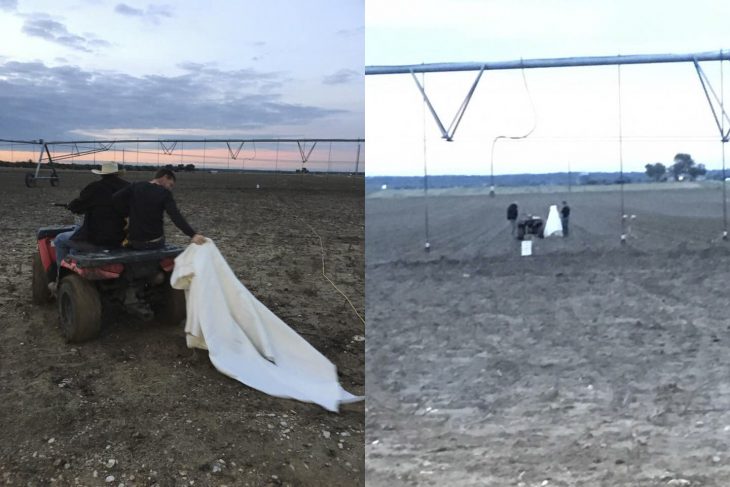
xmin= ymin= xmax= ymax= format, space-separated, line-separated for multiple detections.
xmin=0 ymin=145 xmax=364 ymax=172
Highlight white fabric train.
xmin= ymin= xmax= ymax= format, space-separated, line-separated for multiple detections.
xmin=170 ymin=239 xmax=362 ymax=412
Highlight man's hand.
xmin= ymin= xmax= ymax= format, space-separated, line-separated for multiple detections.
xmin=191 ymin=234 xmax=206 ymax=245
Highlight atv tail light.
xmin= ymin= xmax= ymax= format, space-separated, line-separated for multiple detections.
xmin=61 ymin=260 xmax=124 ymax=280
xmin=160 ymin=258 xmax=175 ymax=273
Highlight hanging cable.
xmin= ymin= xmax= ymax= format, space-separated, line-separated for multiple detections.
xmin=422 ymin=71 xmax=431 ymax=252
xmin=618 ymin=63 xmax=626 ymax=244
xmin=274 ymin=140 xmax=280 ymax=186
xmin=274 ymin=193 xmax=364 ymax=325
xmin=308 ymin=220 xmax=364 ymax=325
xmin=722 ymin=51 xmax=728 ymax=240
xmin=489 ymin=61 xmax=538 ymax=196
xmin=352 ymin=142 xmax=361 ymax=191
xmin=355 ymin=141 xmax=361 ymax=174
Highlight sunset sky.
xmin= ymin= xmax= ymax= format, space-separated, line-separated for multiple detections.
xmin=366 ymin=0 xmax=730 ymax=176
xmin=0 ymin=0 xmax=363 ymax=170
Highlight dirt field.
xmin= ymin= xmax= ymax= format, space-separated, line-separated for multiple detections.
xmin=366 ymin=185 xmax=730 ymax=486
xmin=0 ymin=167 xmax=364 ymax=486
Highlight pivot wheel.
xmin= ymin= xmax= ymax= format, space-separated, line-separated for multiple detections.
xmin=152 ymin=279 xmax=186 ymax=326
xmin=58 ymin=274 xmax=102 ymax=342
xmin=25 ymin=173 xmax=36 ymax=188
xmin=31 ymin=253 xmax=52 ymax=305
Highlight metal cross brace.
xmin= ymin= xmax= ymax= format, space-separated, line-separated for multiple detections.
xmin=226 ymin=141 xmax=256 ymax=160
xmin=693 ymin=58 xmax=730 ymax=142
xmin=409 ymin=65 xmax=485 ymax=141
xmin=226 ymin=141 xmax=245 ymax=159
xmin=297 ymin=140 xmax=318 ymax=164
xmin=51 ymin=142 xmax=112 ymax=162
xmin=159 ymin=140 xmax=178 ymax=155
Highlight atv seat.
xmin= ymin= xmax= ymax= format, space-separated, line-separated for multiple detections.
xmin=66 ymin=239 xmax=120 ymax=253
xmin=67 ymin=244 xmax=184 ymax=267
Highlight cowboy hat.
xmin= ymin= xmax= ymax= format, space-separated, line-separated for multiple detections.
xmin=91 ymin=161 xmax=125 ymax=175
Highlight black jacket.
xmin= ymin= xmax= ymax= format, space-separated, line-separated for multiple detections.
xmin=112 ymin=181 xmax=196 ymax=244
xmin=67 ymin=175 xmax=129 ymax=247
xmin=561 ymin=205 xmax=570 ymax=218
xmin=507 ymin=203 xmax=518 ymax=220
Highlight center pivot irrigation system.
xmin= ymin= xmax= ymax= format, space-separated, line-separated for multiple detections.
xmin=3 ymin=137 xmax=364 ymax=188
xmin=366 ymin=49 xmax=730 ymax=250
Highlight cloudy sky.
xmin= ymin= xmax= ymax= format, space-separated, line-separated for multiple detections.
xmin=0 ymin=0 xmax=363 ymax=168
xmin=366 ymin=0 xmax=730 ymax=176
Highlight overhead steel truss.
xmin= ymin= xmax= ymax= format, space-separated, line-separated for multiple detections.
xmin=1 ymin=138 xmax=364 ymax=187
xmin=366 ymin=50 xmax=730 ymax=75
xmin=366 ymin=49 xmax=730 ymax=142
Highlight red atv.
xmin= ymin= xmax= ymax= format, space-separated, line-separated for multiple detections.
xmin=32 ymin=226 xmax=186 ymax=342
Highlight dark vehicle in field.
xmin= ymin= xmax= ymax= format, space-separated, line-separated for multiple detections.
xmin=32 ymin=225 xmax=186 ymax=342
xmin=516 ymin=216 xmax=545 ymax=241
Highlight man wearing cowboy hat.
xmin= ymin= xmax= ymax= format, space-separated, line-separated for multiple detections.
xmin=52 ymin=161 xmax=130 ymax=277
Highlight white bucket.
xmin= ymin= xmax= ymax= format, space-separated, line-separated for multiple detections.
xmin=521 ymin=240 xmax=532 ymax=256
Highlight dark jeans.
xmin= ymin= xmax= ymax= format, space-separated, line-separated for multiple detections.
xmin=53 ymin=226 xmax=80 ymax=268
xmin=561 ymin=217 xmax=569 ymax=236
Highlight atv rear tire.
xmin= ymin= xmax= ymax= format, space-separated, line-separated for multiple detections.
xmin=32 ymin=253 xmax=52 ymax=305
xmin=153 ymin=280 xmax=186 ymax=326
xmin=58 ymin=274 xmax=102 ymax=342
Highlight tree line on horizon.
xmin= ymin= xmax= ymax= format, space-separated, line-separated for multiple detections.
xmin=0 ymin=160 xmax=197 ymax=172
xmin=366 ymin=153 xmax=725 ymax=192
xmin=0 ymin=160 xmax=359 ymax=175
xmin=644 ymin=153 xmax=708 ymax=182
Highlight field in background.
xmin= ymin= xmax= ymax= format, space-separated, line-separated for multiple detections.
xmin=0 ymin=168 xmax=364 ymax=486
xmin=368 ymin=180 xmax=716 ymax=197
xmin=367 ymin=183 xmax=729 ymax=262
xmin=366 ymin=184 xmax=730 ymax=486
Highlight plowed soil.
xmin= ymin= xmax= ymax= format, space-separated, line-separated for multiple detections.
xmin=366 ymin=184 xmax=730 ymax=486
xmin=0 ymin=168 xmax=364 ymax=486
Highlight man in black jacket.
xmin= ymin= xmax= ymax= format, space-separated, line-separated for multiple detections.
xmin=560 ymin=200 xmax=571 ymax=236
xmin=507 ymin=201 xmax=518 ymax=236
xmin=53 ymin=162 xmax=130 ymax=271
xmin=112 ymin=168 xmax=205 ymax=249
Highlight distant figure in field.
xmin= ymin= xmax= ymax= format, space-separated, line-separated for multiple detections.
xmin=507 ymin=202 xmax=518 ymax=236
xmin=560 ymin=201 xmax=571 ymax=236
